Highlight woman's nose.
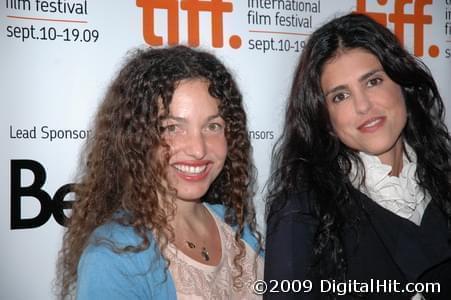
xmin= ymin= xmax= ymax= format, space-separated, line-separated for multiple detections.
xmin=353 ymin=90 xmax=372 ymax=115
xmin=184 ymin=131 xmax=207 ymax=159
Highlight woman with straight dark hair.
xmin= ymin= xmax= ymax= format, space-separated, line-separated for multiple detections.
xmin=57 ymin=45 xmax=263 ymax=299
xmin=264 ymin=13 xmax=451 ymax=299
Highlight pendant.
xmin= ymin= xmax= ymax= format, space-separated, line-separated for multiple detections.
xmin=186 ymin=240 xmax=210 ymax=261
xmin=201 ymin=247 xmax=210 ymax=261
xmin=186 ymin=241 xmax=196 ymax=249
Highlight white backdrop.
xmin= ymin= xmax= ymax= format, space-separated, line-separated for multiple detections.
xmin=2 ymin=0 xmax=450 ymax=299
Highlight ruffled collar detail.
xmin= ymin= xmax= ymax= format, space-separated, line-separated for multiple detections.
xmin=350 ymin=144 xmax=430 ymax=226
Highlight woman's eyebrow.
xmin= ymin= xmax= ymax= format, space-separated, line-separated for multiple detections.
xmin=161 ymin=115 xmax=186 ymax=123
xmin=324 ymin=84 xmax=347 ymax=97
xmin=358 ymin=68 xmax=384 ymax=83
xmin=206 ymin=114 xmax=221 ymax=121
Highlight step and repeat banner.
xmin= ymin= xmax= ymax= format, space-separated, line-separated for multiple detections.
xmin=1 ymin=0 xmax=450 ymax=299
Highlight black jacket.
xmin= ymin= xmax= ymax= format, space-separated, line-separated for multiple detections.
xmin=264 ymin=190 xmax=451 ymax=299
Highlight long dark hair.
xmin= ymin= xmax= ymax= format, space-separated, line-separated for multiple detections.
xmin=267 ymin=13 xmax=451 ymax=282
xmin=57 ymin=45 xmax=259 ymax=298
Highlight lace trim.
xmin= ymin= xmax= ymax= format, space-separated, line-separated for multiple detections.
xmin=166 ymin=207 xmax=263 ymax=299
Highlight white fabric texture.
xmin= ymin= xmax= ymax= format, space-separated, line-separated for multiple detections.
xmin=350 ymin=143 xmax=430 ymax=226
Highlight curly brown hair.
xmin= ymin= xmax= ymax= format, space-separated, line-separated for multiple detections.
xmin=56 ymin=45 xmax=260 ymax=299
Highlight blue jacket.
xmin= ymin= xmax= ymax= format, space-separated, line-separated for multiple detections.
xmin=77 ymin=203 xmax=262 ymax=299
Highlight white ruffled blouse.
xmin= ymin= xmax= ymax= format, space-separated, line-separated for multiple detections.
xmin=350 ymin=144 xmax=430 ymax=226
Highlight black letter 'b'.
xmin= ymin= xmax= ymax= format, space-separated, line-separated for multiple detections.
xmin=11 ymin=160 xmax=52 ymax=229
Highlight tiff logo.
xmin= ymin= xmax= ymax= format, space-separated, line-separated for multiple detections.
xmin=355 ymin=0 xmax=438 ymax=57
xmin=136 ymin=0 xmax=242 ymax=49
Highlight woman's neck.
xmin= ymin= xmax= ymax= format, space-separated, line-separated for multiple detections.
xmin=171 ymin=200 xmax=210 ymax=232
xmin=377 ymin=138 xmax=404 ymax=177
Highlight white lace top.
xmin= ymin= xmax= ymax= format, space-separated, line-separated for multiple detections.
xmin=350 ymin=144 xmax=430 ymax=226
xmin=165 ymin=206 xmax=263 ymax=299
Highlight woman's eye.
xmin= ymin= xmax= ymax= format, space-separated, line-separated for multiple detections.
xmin=160 ymin=124 xmax=179 ymax=134
xmin=367 ymin=77 xmax=382 ymax=87
xmin=332 ymin=92 xmax=348 ymax=103
xmin=207 ymin=123 xmax=223 ymax=132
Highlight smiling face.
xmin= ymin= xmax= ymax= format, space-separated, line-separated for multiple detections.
xmin=321 ymin=48 xmax=407 ymax=164
xmin=160 ymin=79 xmax=227 ymax=202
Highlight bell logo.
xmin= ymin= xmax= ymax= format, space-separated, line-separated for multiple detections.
xmin=355 ymin=0 xmax=438 ymax=57
xmin=136 ymin=0 xmax=242 ymax=49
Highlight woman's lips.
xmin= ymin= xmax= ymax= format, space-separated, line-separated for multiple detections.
xmin=357 ymin=116 xmax=386 ymax=133
xmin=172 ymin=161 xmax=211 ymax=181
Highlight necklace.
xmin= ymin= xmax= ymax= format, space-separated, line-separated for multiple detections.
xmin=186 ymin=240 xmax=210 ymax=261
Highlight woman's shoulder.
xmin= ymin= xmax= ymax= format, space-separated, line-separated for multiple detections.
xmin=80 ymin=212 xmax=162 ymax=271
xmin=81 ymin=217 xmax=161 ymax=269
xmin=77 ymin=216 xmax=175 ymax=299
xmin=89 ymin=217 xmax=146 ymax=248
xmin=268 ymin=189 xmax=317 ymax=219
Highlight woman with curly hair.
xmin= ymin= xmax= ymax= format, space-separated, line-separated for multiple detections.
xmin=264 ymin=13 xmax=451 ymax=299
xmin=57 ymin=45 xmax=263 ymax=299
